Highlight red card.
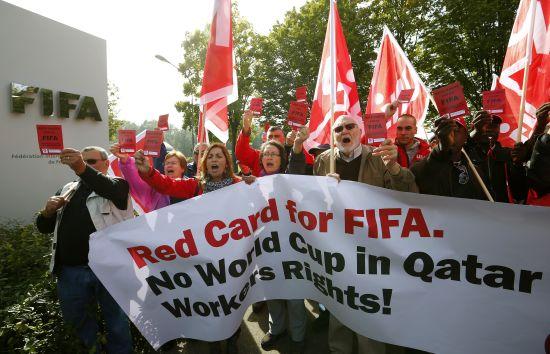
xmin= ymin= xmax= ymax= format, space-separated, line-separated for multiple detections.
xmin=287 ymin=101 xmax=308 ymax=128
xmin=397 ymin=89 xmax=414 ymax=103
xmin=143 ymin=130 xmax=163 ymax=157
xmin=432 ymin=82 xmax=470 ymax=118
xmin=157 ymin=114 xmax=169 ymax=131
xmin=363 ymin=113 xmax=388 ymax=145
xmin=249 ymin=98 xmax=263 ymax=115
xmin=296 ymin=86 xmax=307 ymax=101
xmin=482 ymin=89 xmax=505 ymax=114
xmin=36 ymin=125 xmax=63 ymax=155
xmin=118 ymin=130 xmax=136 ymax=154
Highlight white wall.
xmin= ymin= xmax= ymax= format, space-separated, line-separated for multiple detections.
xmin=0 ymin=0 xmax=108 ymax=222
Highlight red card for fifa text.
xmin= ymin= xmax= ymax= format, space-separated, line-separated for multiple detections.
xmin=36 ymin=124 xmax=63 ymax=155
xmin=287 ymin=101 xmax=308 ymax=128
xmin=157 ymin=114 xmax=169 ymax=131
xmin=432 ymin=82 xmax=469 ymax=118
xmin=482 ymin=89 xmax=505 ymax=114
xmin=143 ymin=130 xmax=163 ymax=157
xmin=249 ymin=98 xmax=263 ymax=115
xmin=363 ymin=113 xmax=387 ymax=144
xmin=296 ymin=86 xmax=307 ymax=101
xmin=398 ymin=89 xmax=414 ymax=103
xmin=118 ymin=130 xmax=136 ymax=154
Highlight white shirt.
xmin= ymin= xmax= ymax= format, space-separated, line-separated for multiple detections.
xmin=337 ymin=144 xmax=362 ymax=162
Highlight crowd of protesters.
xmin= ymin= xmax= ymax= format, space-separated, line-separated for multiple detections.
xmin=35 ymin=101 xmax=550 ymax=354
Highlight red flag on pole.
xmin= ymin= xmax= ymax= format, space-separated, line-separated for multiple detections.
xmin=306 ymin=0 xmax=362 ymax=150
xmin=495 ymin=0 xmax=550 ymax=146
xmin=199 ymin=0 xmax=238 ymax=143
xmin=365 ymin=26 xmax=430 ymax=141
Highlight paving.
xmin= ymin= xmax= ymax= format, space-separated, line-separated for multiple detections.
xmin=158 ymin=300 xmax=331 ymax=354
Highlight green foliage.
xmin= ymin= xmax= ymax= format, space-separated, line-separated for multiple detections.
xmin=108 ymin=83 xmax=129 ymax=143
xmin=0 ymin=222 xmax=152 ymax=353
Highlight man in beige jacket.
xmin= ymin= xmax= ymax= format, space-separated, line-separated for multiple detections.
xmin=314 ymin=115 xmax=417 ymax=354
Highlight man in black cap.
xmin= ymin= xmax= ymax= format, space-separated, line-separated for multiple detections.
xmin=463 ymin=111 xmax=528 ymax=203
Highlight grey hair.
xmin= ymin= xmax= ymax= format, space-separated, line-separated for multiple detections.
xmin=82 ymin=146 xmax=108 ymax=160
xmin=333 ymin=115 xmax=354 ymax=129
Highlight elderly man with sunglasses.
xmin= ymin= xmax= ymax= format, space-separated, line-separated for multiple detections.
xmin=313 ymin=115 xmax=417 ymax=354
xmin=35 ymin=146 xmax=134 ymax=353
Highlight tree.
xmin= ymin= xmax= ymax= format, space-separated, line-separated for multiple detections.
xmin=107 ymin=83 xmax=128 ymax=143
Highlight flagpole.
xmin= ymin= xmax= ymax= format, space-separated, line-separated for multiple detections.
xmin=516 ymin=0 xmax=537 ymax=142
xmin=329 ymin=0 xmax=337 ymax=174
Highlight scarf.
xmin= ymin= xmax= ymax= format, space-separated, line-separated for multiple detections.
xmin=203 ymin=177 xmax=233 ymax=194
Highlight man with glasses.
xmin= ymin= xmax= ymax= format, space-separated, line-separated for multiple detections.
xmin=313 ymin=115 xmax=417 ymax=354
xmin=185 ymin=142 xmax=209 ymax=178
xmin=36 ymin=146 xmax=134 ymax=353
xmin=395 ymin=114 xmax=430 ymax=168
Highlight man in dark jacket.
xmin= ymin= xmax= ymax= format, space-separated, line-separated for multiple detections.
xmin=464 ymin=111 xmax=528 ymax=203
xmin=411 ymin=117 xmax=488 ymax=200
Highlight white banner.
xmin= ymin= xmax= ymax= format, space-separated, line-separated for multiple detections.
xmin=89 ymin=175 xmax=550 ymax=353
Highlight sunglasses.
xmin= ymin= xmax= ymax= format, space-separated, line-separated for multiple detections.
xmin=333 ymin=123 xmax=357 ymax=133
xmin=84 ymin=159 xmax=105 ymax=164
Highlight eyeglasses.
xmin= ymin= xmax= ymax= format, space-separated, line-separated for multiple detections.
xmin=84 ymin=159 xmax=105 ymax=164
xmin=263 ymin=152 xmax=280 ymax=157
xmin=333 ymin=123 xmax=357 ymax=133
xmin=397 ymin=126 xmax=414 ymax=131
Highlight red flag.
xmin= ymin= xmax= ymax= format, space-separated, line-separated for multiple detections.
xmin=199 ymin=0 xmax=238 ymax=143
xmin=306 ymin=0 xmax=362 ymax=149
xmin=365 ymin=26 xmax=430 ymax=141
xmin=496 ymin=0 xmax=550 ymax=146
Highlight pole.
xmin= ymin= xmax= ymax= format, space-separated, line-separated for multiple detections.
xmin=461 ymin=148 xmax=495 ymax=202
xmin=516 ymin=0 xmax=537 ymax=142
xmin=329 ymin=0 xmax=337 ymax=174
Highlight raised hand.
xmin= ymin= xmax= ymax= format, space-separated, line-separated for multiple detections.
xmin=242 ymin=110 xmax=254 ymax=134
xmin=60 ymin=148 xmax=86 ymax=174
xmin=134 ymin=150 xmax=151 ymax=174
xmin=109 ymin=143 xmax=129 ymax=163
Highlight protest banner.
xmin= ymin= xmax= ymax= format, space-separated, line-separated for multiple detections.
xmin=363 ymin=113 xmax=388 ymax=145
xmin=249 ymin=98 xmax=263 ymax=115
xmin=482 ymin=89 xmax=506 ymax=114
xmin=432 ymin=82 xmax=470 ymax=118
xmin=287 ymin=101 xmax=308 ymax=128
xmin=157 ymin=114 xmax=169 ymax=131
xmin=89 ymin=175 xmax=549 ymax=353
xmin=142 ymin=130 xmax=163 ymax=157
xmin=36 ymin=124 xmax=63 ymax=155
xmin=118 ymin=130 xmax=136 ymax=154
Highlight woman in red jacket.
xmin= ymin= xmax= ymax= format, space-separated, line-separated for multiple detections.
xmin=135 ymin=143 xmax=242 ymax=199
xmin=134 ymin=142 xmax=245 ymax=354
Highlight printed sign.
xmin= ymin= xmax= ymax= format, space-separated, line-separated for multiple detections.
xmin=482 ymin=90 xmax=505 ymax=114
xmin=249 ymin=98 xmax=263 ymax=115
xmin=36 ymin=124 xmax=63 ymax=155
xmin=296 ymin=86 xmax=307 ymax=101
xmin=118 ymin=130 xmax=136 ymax=154
xmin=364 ymin=113 xmax=388 ymax=144
xmin=287 ymin=101 xmax=308 ymax=128
xmin=397 ymin=89 xmax=414 ymax=103
xmin=143 ymin=130 xmax=163 ymax=157
xmin=157 ymin=114 xmax=169 ymax=131
xmin=432 ymin=82 xmax=469 ymax=118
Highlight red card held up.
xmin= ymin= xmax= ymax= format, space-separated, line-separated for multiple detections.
xmin=143 ymin=130 xmax=163 ymax=157
xmin=363 ymin=113 xmax=387 ymax=145
xmin=287 ymin=101 xmax=308 ymax=128
xmin=432 ymin=82 xmax=469 ymax=118
xmin=397 ymin=89 xmax=414 ymax=103
xmin=296 ymin=86 xmax=307 ymax=101
xmin=118 ymin=130 xmax=136 ymax=154
xmin=157 ymin=114 xmax=169 ymax=131
xmin=249 ymin=98 xmax=263 ymax=115
xmin=36 ymin=124 xmax=63 ymax=155
xmin=482 ymin=89 xmax=505 ymax=114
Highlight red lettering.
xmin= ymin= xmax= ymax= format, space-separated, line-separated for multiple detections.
xmin=155 ymin=245 xmax=176 ymax=261
xmin=365 ymin=209 xmax=379 ymax=238
xmin=318 ymin=212 xmax=333 ymax=232
xmin=345 ymin=209 xmax=364 ymax=234
xmin=298 ymin=211 xmax=317 ymax=231
xmin=127 ymin=246 xmax=157 ymax=269
xmin=379 ymin=208 xmax=401 ymax=238
xmin=286 ymin=200 xmax=297 ymax=223
xmin=401 ymin=208 xmax=430 ymax=237
xmin=175 ymin=229 xmax=198 ymax=257
xmin=204 ymin=220 xmax=228 ymax=247
xmin=229 ymin=218 xmax=251 ymax=240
